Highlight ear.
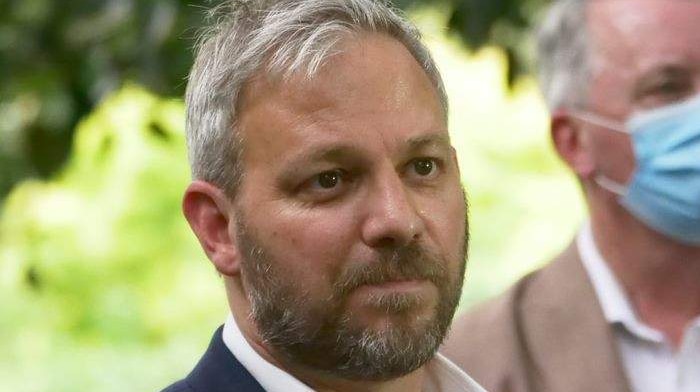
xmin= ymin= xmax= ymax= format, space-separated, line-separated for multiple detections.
xmin=550 ymin=110 xmax=595 ymax=179
xmin=182 ymin=181 xmax=241 ymax=276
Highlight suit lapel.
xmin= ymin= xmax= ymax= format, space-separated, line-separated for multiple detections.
xmin=517 ymin=243 xmax=632 ymax=392
xmin=186 ymin=326 xmax=266 ymax=392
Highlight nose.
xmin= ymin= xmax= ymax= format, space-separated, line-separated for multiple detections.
xmin=361 ymin=171 xmax=425 ymax=249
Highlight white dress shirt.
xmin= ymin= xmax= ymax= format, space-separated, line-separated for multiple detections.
xmin=222 ymin=314 xmax=487 ymax=392
xmin=578 ymin=222 xmax=700 ymax=392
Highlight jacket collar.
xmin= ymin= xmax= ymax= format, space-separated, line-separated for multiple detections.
xmin=185 ymin=326 xmax=266 ymax=392
xmin=518 ymin=242 xmax=632 ymax=392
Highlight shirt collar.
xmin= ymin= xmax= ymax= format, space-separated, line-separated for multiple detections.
xmin=577 ymin=221 xmax=665 ymax=343
xmin=424 ymin=351 xmax=488 ymax=392
xmin=222 ymin=314 xmax=314 ymax=392
xmin=222 ymin=313 xmax=486 ymax=392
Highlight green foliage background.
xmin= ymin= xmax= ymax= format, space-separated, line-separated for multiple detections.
xmin=0 ymin=8 xmax=583 ymax=392
xmin=0 ymin=0 xmax=542 ymax=200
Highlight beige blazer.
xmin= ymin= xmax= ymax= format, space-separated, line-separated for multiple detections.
xmin=442 ymin=243 xmax=633 ymax=392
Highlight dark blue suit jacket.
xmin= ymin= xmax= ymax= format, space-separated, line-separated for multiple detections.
xmin=161 ymin=326 xmax=266 ymax=392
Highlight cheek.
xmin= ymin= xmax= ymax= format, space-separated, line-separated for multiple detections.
xmin=590 ymin=131 xmax=636 ymax=182
xmin=253 ymin=206 xmax=359 ymax=290
xmin=419 ymin=185 xmax=467 ymax=259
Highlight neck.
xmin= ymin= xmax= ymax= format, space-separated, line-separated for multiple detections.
xmin=225 ymin=277 xmax=428 ymax=392
xmin=588 ymin=190 xmax=700 ymax=347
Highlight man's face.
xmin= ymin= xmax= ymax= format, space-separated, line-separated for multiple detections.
xmin=232 ymin=33 xmax=467 ymax=379
xmin=583 ymin=0 xmax=700 ymax=185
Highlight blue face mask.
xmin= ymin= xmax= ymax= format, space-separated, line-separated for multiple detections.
xmin=572 ymin=94 xmax=700 ymax=246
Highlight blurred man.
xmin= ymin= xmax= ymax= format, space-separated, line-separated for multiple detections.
xmin=161 ymin=1 xmax=485 ymax=391
xmin=443 ymin=1 xmax=700 ymax=391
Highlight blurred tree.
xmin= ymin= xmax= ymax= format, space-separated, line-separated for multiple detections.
xmin=398 ymin=0 xmax=549 ymax=84
xmin=1 ymin=85 xmax=194 ymax=340
xmin=0 ymin=85 xmax=229 ymax=390
xmin=0 ymin=0 xmax=208 ymax=199
xmin=0 ymin=0 xmax=548 ymax=200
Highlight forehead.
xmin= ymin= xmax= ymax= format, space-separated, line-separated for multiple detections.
xmin=586 ymin=0 xmax=700 ymax=109
xmin=590 ymin=0 xmax=700 ymax=62
xmin=237 ymin=33 xmax=446 ymax=165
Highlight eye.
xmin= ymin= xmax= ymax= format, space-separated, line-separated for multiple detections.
xmin=407 ymin=158 xmax=440 ymax=179
xmin=301 ymin=169 xmax=352 ymax=197
xmin=414 ymin=158 xmax=435 ymax=176
xmin=653 ymin=80 xmax=690 ymax=99
xmin=316 ymin=170 xmax=342 ymax=189
xmin=635 ymin=68 xmax=693 ymax=108
xmin=298 ymin=168 xmax=352 ymax=202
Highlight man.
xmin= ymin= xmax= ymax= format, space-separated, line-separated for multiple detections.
xmin=443 ymin=1 xmax=700 ymax=391
xmin=162 ymin=1 xmax=484 ymax=391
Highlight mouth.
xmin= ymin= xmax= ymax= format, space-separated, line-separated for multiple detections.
xmin=362 ymin=279 xmax=426 ymax=290
xmin=347 ymin=279 xmax=435 ymax=319
xmin=354 ymin=279 xmax=431 ymax=296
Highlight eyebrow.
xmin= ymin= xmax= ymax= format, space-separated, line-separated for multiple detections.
xmin=279 ymin=131 xmax=452 ymax=177
xmin=404 ymin=132 xmax=452 ymax=152
xmin=632 ymin=63 xmax=692 ymax=101
xmin=276 ymin=144 xmax=360 ymax=184
xmin=292 ymin=144 xmax=358 ymax=165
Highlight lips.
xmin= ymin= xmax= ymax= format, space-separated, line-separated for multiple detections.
xmin=361 ymin=278 xmax=427 ymax=291
xmin=351 ymin=279 xmax=434 ymax=306
xmin=339 ymin=271 xmax=435 ymax=297
xmin=332 ymin=244 xmax=448 ymax=300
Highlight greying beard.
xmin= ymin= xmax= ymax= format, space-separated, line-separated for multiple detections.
xmin=236 ymin=216 xmax=468 ymax=381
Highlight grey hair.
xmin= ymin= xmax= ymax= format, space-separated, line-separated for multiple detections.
xmin=536 ymin=0 xmax=590 ymax=111
xmin=185 ymin=0 xmax=448 ymax=197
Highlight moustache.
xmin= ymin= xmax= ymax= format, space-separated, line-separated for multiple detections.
xmin=332 ymin=244 xmax=448 ymax=298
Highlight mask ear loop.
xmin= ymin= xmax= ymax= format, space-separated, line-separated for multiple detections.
xmin=594 ymin=174 xmax=628 ymax=196
xmin=567 ymin=110 xmax=630 ymax=197
xmin=567 ymin=110 xmax=629 ymax=134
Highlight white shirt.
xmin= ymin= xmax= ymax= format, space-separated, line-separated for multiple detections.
xmin=222 ymin=314 xmax=487 ymax=392
xmin=578 ymin=222 xmax=700 ymax=392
